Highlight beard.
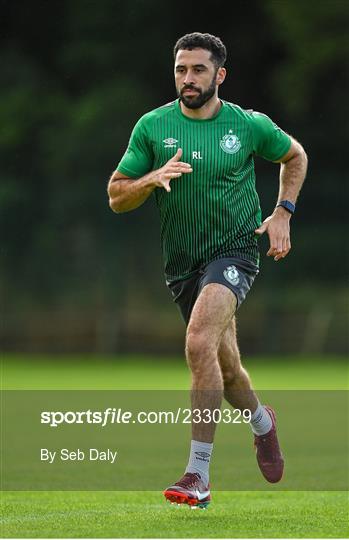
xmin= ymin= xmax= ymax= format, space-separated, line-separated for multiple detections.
xmin=178 ymin=76 xmax=217 ymax=109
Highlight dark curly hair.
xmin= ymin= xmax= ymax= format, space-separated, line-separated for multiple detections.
xmin=173 ymin=32 xmax=227 ymax=68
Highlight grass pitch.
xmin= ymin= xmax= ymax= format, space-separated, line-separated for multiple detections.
xmin=2 ymin=353 xmax=348 ymax=390
xmin=1 ymin=354 xmax=348 ymax=538
xmin=2 ymin=490 xmax=348 ymax=538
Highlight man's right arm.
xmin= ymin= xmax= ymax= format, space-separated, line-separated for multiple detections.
xmin=107 ymin=148 xmax=192 ymax=213
xmin=108 ymin=170 xmax=158 ymax=213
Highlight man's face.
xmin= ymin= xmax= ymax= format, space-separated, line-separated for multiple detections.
xmin=174 ymin=48 xmax=225 ymax=109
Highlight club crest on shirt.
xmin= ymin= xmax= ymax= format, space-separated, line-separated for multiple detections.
xmin=223 ymin=265 xmax=240 ymax=286
xmin=220 ymin=130 xmax=241 ymax=154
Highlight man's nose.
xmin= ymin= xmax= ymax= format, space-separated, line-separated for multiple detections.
xmin=183 ymin=70 xmax=195 ymax=85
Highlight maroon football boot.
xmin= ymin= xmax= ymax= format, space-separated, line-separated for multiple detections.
xmin=254 ymin=406 xmax=284 ymax=483
xmin=164 ymin=472 xmax=211 ymax=508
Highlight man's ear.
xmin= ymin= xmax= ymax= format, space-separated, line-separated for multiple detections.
xmin=216 ymin=67 xmax=226 ymax=85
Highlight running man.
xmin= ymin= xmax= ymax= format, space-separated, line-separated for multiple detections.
xmin=107 ymin=32 xmax=308 ymax=508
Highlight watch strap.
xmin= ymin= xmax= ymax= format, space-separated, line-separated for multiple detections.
xmin=276 ymin=200 xmax=295 ymax=214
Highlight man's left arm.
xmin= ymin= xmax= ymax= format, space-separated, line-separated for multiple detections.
xmin=255 ymin=137 xmax=308 ymax=261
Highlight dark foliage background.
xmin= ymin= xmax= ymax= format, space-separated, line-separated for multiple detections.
xmin=1 ymin=0 xmax=347 ymax=354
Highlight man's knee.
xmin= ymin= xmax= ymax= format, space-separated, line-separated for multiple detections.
xmin=185 ymin=330 xmax=216 ymax=368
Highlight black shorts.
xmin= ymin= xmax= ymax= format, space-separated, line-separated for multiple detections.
xmin=167 ymin=257 xmax=259 ymax=325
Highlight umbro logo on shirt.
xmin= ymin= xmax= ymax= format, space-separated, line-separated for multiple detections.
xmin=163 ymin=138 xmax=178 ymax=148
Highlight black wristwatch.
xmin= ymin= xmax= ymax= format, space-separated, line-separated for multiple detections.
xmin=276 ymin=200 xmax=296 ymax=215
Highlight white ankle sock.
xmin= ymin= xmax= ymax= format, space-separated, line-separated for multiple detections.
xmin=250 ymin=402 xmax=272 ymax=435
xmin=185 ymin=440 xmax=213 ymax=486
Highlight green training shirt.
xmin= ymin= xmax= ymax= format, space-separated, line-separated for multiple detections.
xmin=117 ymin=99 xmax=291 ymax=281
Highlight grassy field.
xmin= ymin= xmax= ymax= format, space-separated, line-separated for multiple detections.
xmin=2 ymin=490 xmax=348 ymax=538
xmin=2 ymin=353 xmax=348 ymax=390
xmin=1 ymin=354 xmax=348 ymax=538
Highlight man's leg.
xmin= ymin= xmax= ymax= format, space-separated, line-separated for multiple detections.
xmin=218 ymin=320 xmax=284 ymax=483
xmin=218 ymin=318 xmax=259 ymax=411
xmin=185 ymin=283 xmax=237 ymax=442
xmin=164 ymin=283 xmax=236 ymax=507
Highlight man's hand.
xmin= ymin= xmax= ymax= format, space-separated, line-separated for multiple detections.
xmin=255 ymin=207 xmax=291 ymax=261
xmin=108 ymin=148 xmax=192 ymax=213
xmin=152 ymin=148 xmax=192 ymax=192
xmin=255 ymin=136 xmax=307 ymax=261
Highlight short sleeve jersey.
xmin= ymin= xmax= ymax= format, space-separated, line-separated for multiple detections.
xmin=117 ymin=99 xmax=291 ymax=281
